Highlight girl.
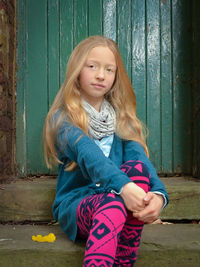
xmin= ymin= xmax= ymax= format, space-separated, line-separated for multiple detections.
xmin=43 ymin=36 xmax=169 ymax=267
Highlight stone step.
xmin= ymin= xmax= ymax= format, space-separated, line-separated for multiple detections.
xmin=0 ymin=177 xmax=200 ymax=222
xmin=0 ymin=224 xmax=200 ymax=267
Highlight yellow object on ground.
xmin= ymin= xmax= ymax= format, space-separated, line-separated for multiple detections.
xmin=32 ymin=233 xmax=56 ymax=243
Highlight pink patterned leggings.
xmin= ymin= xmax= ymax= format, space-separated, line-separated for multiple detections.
xmin=76 ymin=160 xmax=151 ymax=267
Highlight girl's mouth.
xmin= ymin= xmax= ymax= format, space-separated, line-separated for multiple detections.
xmin=92 ymin=83 xmax=105 ymax=89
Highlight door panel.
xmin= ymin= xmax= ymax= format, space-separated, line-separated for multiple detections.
xmin=16 ymin=0 xmax=192 ymax=176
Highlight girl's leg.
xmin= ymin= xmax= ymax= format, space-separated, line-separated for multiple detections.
xmin=114 ymin=160 xmax=150 ymax=267
xmin=76 ymin=160 xmax=150 ymax=267
xmin=76 ymin=193 xmax=127 ymax=267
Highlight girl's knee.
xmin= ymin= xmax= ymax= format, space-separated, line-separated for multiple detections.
xmin=121 ymin=160 xmax=150 ymax=178
xmin=121 ymin=161 xmax=150 ymax=192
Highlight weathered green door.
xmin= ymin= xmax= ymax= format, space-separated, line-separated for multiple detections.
xmin=16 ymin=0 xmax=193 ymax=176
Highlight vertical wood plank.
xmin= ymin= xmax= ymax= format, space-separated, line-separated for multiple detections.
xmin=26 ymin=0 xmax=48 ymax=174
xmin=16 ymin=0 xmax=27 ymax=176
xmin=74 ymin=0 xmax=88 ymax=46
xmin=192 ymin=0 xmax=200 ymax=177
xmin=48 ymin=0 xmax=60 ymax=107
xmin=132 ymin=0 xmax=147 ymax=125
xmin=103 ymin=0 xmax=117 ymax=41
xmin=172 ymin=0 xmax=192 ymax=174
xmin=88 ymin=0 xmax=103 ymax=36
xmin=160 ymin=0 xmax=173 ymax=173
xmin=146 ymin=0 xmax=161 ymax=171
xmin=117 ymin=0 xmax=132 ymax=79
xmin=47 ymin=0 xmax=60 ymax=175
xmin=60 ymin=0 xmax=73 ymax=84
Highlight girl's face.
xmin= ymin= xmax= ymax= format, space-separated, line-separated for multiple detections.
xmin=79 ymin=46 xmax=116 ymax=111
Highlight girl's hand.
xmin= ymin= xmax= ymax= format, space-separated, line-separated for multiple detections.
xmin=120 ymin=182 xmax=147 ymax=212
xmin=132 ymin=192 xmax=164 ymax=223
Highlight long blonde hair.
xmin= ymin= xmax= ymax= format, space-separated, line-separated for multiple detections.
xmin=43 ymin=35 xmax=148 ymax=170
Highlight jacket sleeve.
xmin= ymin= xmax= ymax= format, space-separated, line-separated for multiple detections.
xmin=55 ymin=121 xmax=131 ymax=193
xmin=123 ymin=140 xmax=169 ymax=205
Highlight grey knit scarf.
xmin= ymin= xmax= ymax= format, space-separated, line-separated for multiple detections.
xmin=82 ymin=99 xmax=116 ymax=139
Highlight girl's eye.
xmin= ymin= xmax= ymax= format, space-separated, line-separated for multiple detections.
xmin=107 ymin=68 xmax=115 ymax=73
xmin=87 ymin=64 xmax=96 ymax=69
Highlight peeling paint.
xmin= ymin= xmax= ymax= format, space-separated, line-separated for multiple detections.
xmin=103 ymin=0 xmax=116 ymax=41
xmin=23 ymin=106 xmax=26 ymax=133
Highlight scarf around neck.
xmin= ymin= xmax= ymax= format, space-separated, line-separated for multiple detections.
xmin=82 ymin=99 xmax=116 ymax=139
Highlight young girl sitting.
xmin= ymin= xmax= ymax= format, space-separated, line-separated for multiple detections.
xmin=43 ymin=36 xmax=169 ymax=267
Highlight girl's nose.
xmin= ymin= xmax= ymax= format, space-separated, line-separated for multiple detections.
xmin=96 ymin=69 xmax=105 ymax=80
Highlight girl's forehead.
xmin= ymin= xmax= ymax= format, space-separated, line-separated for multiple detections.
xmin=86 ymin=46 xmax=116 ymax=65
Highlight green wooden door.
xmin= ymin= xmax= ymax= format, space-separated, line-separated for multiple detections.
xmin=16 ymin=0 xmax=193 ymax=176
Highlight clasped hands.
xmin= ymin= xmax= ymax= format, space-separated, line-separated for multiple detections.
xmin=120 ymin=182 xmax=164 ymax=223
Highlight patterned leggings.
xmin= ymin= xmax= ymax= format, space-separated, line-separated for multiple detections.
xmin=76 ymin=160 xmax=151 ymax=267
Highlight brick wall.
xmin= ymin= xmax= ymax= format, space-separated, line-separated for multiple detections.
xmin=0 ymin=0 xmax=16 ymax=180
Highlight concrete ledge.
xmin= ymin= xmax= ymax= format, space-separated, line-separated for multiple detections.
xmin=137 ymin=224 xmax=200 ymax=267
xmin=0 ymin=177 xmax=200 ymax=222
xmin=0 ymin=178 xmax=56 ymax=221
xmin=161 ymin=177 xmax=200 ymax=220
xmin=0 ymin=224 xmax=200 ymax=267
